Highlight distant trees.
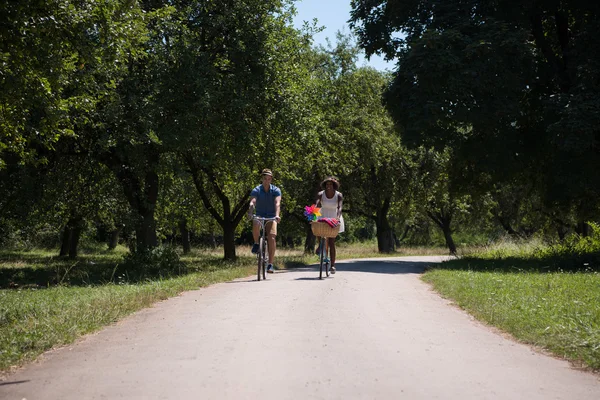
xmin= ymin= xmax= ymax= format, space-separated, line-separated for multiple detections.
xmin=350 ymin=0 xmax=600 ymax=239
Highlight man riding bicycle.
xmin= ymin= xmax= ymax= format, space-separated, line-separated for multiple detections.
xmin=249 ymin=169 xmax=281 ymax=273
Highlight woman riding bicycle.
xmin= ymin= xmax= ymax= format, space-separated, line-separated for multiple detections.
xmin=315 ymin=176 xmax=344 ymax=273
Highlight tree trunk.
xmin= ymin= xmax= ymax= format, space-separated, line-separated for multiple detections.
xmin=376 ymin=216 xmax=395 ymax=253
xmin=179 ymin=218 xmax=191 ymax=254
xmin=375 ymin=199 xmax=395 ymax=253
xmin=135 ymin=207 xmax=158 ymax=251
xmin=222 ymin=222 xmax=236 ymax=261
xmin=304 ymin=224 xmax=316 ymax=254
xmin=108 ymin=227 xmax=122 ymax=250
xmin=575 ymin=221 xmax=590 ymax=237
xmin=59 ymin=226 xmax=72 ymax=257
xmin=60 ymin=216 xmax=83 ymax=258
xmin=427 ymin=210 xmax=457 ymax=255
xmin=557 ymin=225 xmax=568 ymax=241
xmin=492 ymin=211 xmax=519 ymax=238
xmin=286 ymin=236 xmax=294 ymax=249
xmin=442 ymin=227 xmax=457 ymax=255
xmin=99 ymin=147 xmax=160 ymax=252
xmin=68 ymin=218 xmax=83 ymax=259
xmin=186 ymin=160 xmax=251 ymax=260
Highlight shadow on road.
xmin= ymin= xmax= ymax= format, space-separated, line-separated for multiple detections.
xmin=326 ymin=259 xmax=443 ymax=275
xmin=0 ymin=380 xmax=30 ymax=386
xmin=224 ymin=258 xmax=446 ymax=283
xmin=294 ymin=276 xmax=327 ymax=281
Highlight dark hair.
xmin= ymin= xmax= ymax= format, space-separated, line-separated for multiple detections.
xmin=320 ymin=176 xmax=340 ymax=190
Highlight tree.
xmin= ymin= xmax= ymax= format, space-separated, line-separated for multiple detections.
xmin=350 ymin=0 xmax=600 ymax=228
xmin=152 ymin=0 xmax=315 ymax=260
xmin=81 ymin=3 xmax=171 ymax=252
xmin=155 ymin=155 xmax=204 ymax=254
xmin=412 ymin=147 xmax=472 ymax=255
xmin=0 ymin=152 xmax=128 ymax=257
xmin=290 ymin=33 xmax=412 ymax=253
xmin=337 ymin=68 xmax=409 ymax=253
xmin=0 ymin=0 xmax=148 ymax=168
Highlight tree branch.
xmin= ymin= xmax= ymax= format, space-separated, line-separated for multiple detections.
xmin=185 ymin=156 xmax=223 ymax=225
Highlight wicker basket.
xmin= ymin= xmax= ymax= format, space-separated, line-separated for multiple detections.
xmin=311 ymin=221 xmax=340 ymax=238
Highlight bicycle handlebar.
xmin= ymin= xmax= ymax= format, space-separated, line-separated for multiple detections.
xmin=252 ymin=216 xmax=278 ymax=221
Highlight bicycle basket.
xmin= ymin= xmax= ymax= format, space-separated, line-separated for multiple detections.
xmin=311 ymin=221 xmax=340 ymax=238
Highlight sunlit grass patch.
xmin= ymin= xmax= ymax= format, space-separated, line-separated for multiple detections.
xmin=423 ymin=238 xmax=600 ymax=371
xmin=0 ymin=262 xmax=256 ymax=372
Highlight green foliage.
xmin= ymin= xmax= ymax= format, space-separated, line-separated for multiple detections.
xmin=350 ymin=0 xmax=600 ymax=229
xmin=532 ymin=223 xmax=600 ymax=271
xmin=122 ymin=246 xmax=187 ymax=280
xmin=0 ymin=0 xmax=148 ymax=167
xmin=455 ymin=226 xmax=600 ymax=273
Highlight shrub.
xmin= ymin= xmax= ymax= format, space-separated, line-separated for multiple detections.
xmin=122 ymin=245 xmax=187 ymax=280
xmin=532 ymin=222 xmax=600 ymax=272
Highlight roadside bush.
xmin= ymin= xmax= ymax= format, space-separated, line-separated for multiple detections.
xmin=533 ymin=222 xmax=600 ymax=271
xmin=122 ymin=245 xmax=187 ymax=280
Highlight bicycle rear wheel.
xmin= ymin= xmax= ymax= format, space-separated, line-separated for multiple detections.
xmin=257 ymin=237 xmax=265 ymax=281
xmin=262 ymin=238 xmax=268 ymax=280
xmin=325 ymin=241 xmax=330 ymax=277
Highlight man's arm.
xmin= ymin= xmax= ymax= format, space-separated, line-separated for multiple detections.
xmin=274 ymin=195 xmax=281 ymax=222
xmin=248 ymin=197 xmax=257 ymax=218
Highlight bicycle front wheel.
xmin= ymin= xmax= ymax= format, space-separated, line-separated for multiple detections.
xmin=319 ymin=237 xmax=325 ymax=279
xmin=325 ymin=247 xmax=330 ymax=277
xmin=262 ymin=238 xmax=268 ymax=280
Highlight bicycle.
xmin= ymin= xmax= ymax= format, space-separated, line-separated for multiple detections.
xmin=317 ymin=236 xmax=331 ymax=279
xmin=252 ymin=216 xmax=277 ymax=281
xmin=311 ymin=221 xmax=340 ymax=280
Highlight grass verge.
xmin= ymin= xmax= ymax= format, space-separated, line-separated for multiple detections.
xmin=423 ymin=251 xmax=600 ymax=371
xmin=0 ymin=257 xmax=256 ymax=373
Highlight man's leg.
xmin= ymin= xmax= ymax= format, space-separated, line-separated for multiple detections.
xmin=251 ymin=221 xmax=260 ymax=254
xmin=266 ymin=221 xmax=277 ymax=271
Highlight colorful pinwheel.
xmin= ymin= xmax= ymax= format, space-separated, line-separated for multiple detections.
xmin=303 ymin=204 xmax=322 ymax=222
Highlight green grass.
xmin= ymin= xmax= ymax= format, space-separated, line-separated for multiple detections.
xmin=0 ymin=255 xmax=256 ymax=372
xmin=422 ymin=241 xmax=600 ymax=371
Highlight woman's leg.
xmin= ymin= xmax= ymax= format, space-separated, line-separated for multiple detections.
xmin=328 ymin=237 xmax=336 ymax=267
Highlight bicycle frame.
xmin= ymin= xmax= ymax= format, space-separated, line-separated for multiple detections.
xmin=252 ymin=216 xmax=277 ymax=281
xmin=318 ymin=236 xmax=330 ymax=279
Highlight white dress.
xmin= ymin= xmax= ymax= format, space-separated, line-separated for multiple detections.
xmin=320 ymin=191 xmax=345 ymax=233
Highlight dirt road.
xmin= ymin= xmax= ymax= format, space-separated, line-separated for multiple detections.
xmin=1 ymin=256 xmax=599 ymax=399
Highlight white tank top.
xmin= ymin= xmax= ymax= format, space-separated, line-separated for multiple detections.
xmin=319 ymin=190 xmax=345 ymax=233
xmin=320 ymin=191 xmax=339 ymax=219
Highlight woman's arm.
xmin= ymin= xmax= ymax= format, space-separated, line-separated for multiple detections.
xmin=315 ymin=191 xmax=323 ymax=207
xmin=337 ymin=192 xmax=343 ymax=219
